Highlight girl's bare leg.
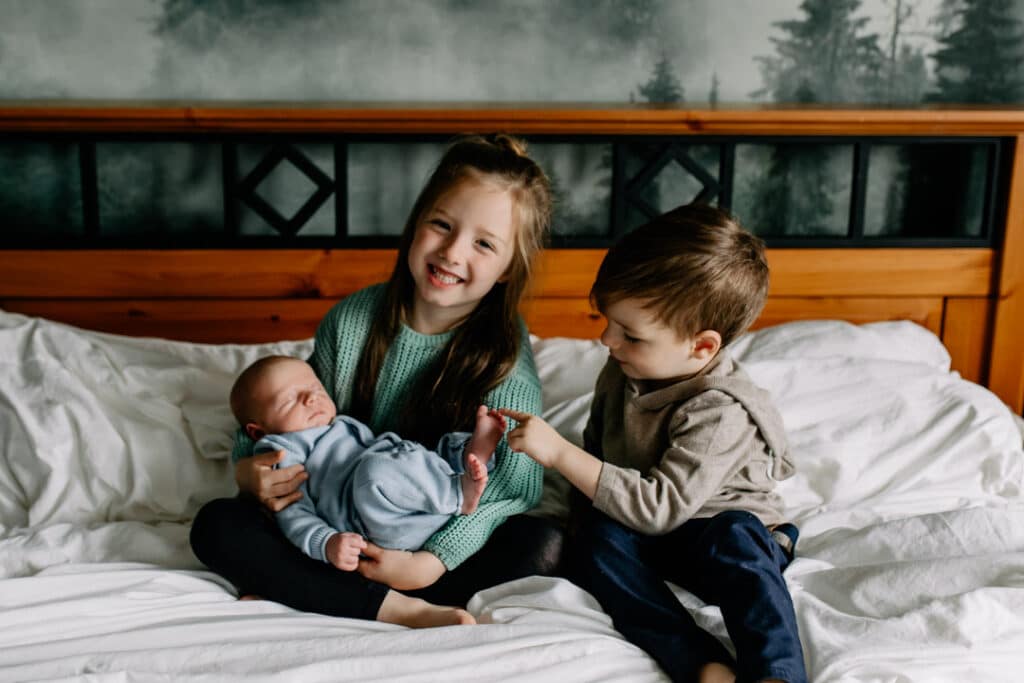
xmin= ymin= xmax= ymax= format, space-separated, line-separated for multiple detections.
xmin=377 ymin=589 xmax=476 ymax=628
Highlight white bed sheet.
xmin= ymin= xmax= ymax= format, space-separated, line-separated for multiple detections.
xmin=1 ymin=311 xmax=1023 ymax=682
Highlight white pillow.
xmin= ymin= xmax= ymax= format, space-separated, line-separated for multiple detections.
xmin=730 ymin=319 xmax=951 ymax=370
xmin=0 ymin=310 xmax=310 ymax=532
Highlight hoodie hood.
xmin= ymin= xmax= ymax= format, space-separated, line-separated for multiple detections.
xmin=632 ymin=353 xmax=795 ymax=480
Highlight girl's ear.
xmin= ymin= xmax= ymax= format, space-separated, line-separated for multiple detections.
xmin=691 ymin=330 xmax=722 ymax=360
xmin=245 ymin=422 xmax=266 ymax=441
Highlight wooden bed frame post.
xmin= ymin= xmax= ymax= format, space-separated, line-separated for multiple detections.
xmin=987 ymin=135 xmax=1024 ymax=415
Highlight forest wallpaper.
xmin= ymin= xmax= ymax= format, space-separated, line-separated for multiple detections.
xmin=1 ymin=0 xmax=1022 ymax=105
xmin=0 ymin=1 xmax=1016 ymax=242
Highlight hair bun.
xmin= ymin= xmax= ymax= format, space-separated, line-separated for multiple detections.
xmin=490 ymin=133 xmax=529 ymax=157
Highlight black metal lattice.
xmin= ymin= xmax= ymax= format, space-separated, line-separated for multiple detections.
xmin=0 ymin=133 xmax=1007 ymax=249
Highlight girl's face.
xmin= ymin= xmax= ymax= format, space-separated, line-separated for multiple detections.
xmin=406 ymin=178 xmax=517 ymax=333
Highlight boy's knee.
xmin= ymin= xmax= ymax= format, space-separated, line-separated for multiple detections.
xmin=576 ymin=513 xmax=635 ymax=551
xmin=704 ymin=510 xmax=773 ymax=555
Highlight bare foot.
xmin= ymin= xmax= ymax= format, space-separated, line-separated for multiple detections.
xmin=698 ymin=661 xmax=736 ymax=683
xmin=465 ymin=405 xmax=506 ymax=472
xmin=238 ymin=594 xmax=263 ymax=601
xmin=460 ymin=453 xmax=488 ymax=514
xmin=377 ymin=591 xmax=476 ymax=629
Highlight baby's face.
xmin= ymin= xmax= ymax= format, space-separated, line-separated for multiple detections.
xmin=252 ymin=359 xmax=337 ymax=434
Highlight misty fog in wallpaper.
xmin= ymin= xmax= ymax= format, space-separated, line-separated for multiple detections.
xmin=3 ymin=0 xmax=1023 ymax=104
xmin=0 ymin=0 xmax=1016 ymax=240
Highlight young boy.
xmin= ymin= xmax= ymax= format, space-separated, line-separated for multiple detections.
xmin=501 ymin=203 xmax=806 ymax=683
xmin=231 ymin=355 xmax=505 ymax=582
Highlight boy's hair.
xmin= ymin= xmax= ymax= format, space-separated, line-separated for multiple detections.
xmin=351 ymin=133 xmax=552 ymax=443
xmin=229 ymin=355 xmax=293 ymax=426
xmin=590 ymin=203 xmax=768 ymax=347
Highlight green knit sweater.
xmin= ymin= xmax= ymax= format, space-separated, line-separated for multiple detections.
xmin=232 ymin=283 xmax=544 ymax=569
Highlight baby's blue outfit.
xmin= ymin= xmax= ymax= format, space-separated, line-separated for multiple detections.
xmin=256 ymin=416 xmax=476 ymax=562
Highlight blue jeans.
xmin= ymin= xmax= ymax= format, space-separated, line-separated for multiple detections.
xmin=570 ymin=509 xmax=807 ymax=683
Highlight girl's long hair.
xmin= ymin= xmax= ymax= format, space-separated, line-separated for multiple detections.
xmin=350 ymin=134 xmax=551 ymax=443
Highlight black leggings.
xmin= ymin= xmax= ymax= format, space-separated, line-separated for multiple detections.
xmin=189 ymin=496 xmax=565 ymax=619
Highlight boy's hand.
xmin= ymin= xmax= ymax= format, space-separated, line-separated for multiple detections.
xmin=499 ymin=409 xmax=602 ymax=501
xmin=326 ymin=532 xmax=367 ymax=571
xmin=235 ymin=450 xmax=308 ymax=512
xmin=498 ymin=409 xmax=572 ymax=468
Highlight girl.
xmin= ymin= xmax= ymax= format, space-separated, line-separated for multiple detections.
xmin=190 ymin=134 xmax=560 ymax=628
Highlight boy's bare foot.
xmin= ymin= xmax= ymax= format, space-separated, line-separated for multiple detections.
xmin=460 ymin=453 xmax=488 ymax=514
xmin=377 ymin=591 xmax=476 ymax=628
xmin=465 ymin=405 xmax=506 ymax=471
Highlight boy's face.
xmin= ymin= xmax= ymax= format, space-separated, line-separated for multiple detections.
xmin=599 ymin=298 xmax=719 ymax=384
xmin=248 ymin=359 xmax=337 ymax=437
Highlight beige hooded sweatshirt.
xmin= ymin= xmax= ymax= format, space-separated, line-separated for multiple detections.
xmin=585 ymin=351 xmax=795 ymax=535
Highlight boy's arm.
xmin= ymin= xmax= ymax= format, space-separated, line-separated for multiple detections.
xmin=594 ymin=399 xmax=753 ymax=535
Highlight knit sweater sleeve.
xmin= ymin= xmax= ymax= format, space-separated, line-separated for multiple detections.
xmin=310 ymin=285 xmax=382 ymax=411
xmin=420 ymin=329 xmax=544 ymax=569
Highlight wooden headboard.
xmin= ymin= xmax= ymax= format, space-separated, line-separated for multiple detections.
xmin=1 ymin=104 xmax=1022 ymax=415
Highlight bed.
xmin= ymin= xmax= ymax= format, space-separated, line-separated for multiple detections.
xmin=1 ymin=105 xmax=1024 ymax=682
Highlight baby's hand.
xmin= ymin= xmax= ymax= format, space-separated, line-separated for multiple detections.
xmin=326 ymin=532 xmax=367 ymax=571
xmin=498 ymin=409 xmax=571 ymax=468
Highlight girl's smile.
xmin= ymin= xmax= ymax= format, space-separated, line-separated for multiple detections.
xmin=427 ymin=263 xmax=465 ymax=286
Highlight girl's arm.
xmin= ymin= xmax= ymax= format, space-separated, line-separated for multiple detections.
xmin=419 ymin=361 xmax=545 ymax=570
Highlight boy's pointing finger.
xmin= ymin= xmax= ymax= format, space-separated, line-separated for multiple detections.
xmin=497 ymin=408 xmax=532 ymax=422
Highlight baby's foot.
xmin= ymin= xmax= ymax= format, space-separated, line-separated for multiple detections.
xmin=460 ymin=453 xmax=488 ymax=514
xmin=465 ymin=405 xmax=506 ymax=471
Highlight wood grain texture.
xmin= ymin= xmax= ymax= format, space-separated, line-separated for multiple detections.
xmin=988 ymin=135 xmax=1024 ymax=413
xmin=756 ymin=297 xmax=943 ymax=334
xmin=0 ymin=299 xmax=336 ymax=344
xmin=5 ymin=104 xmax=1024 ymax=135
xmin=943 ymin=298 xmax=994 ymax=385
xmin=0 ymin=248 xmax=995 ymax=298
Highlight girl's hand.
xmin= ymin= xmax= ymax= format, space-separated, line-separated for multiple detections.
xmin=357 ymin=544 xmax=446 ymax=590
xmin=234 ymin=450 xmax=308 ymax=512
xmin=326 ymin=532 xmax=367 ymax=571
xmin=498 ymin=409 xmax=572 ymax=468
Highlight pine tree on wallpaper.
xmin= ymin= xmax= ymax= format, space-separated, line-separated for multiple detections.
xmin=927 ymin=0 xmax=1024 ymax=103
xmin=754 ymin=0 xmax=885 ymax=104
xmin=638 ymin=53 xmax=684 ymax=103
xmin=745 ymin=0 xmax=879 ymax=236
